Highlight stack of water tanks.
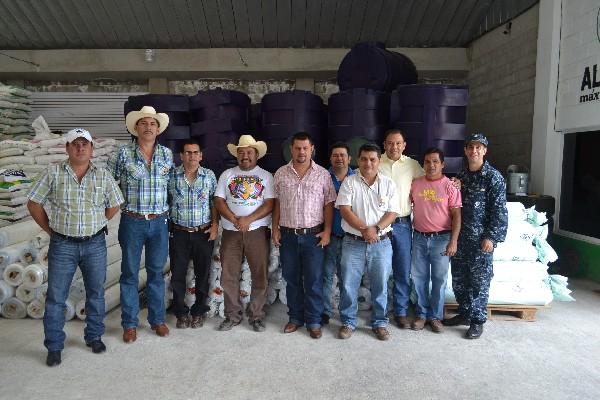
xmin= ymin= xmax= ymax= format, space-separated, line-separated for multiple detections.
xmin=332 ymin=42 xmax=418 ymax=165
xmin=389 ymin=84 xmax=469 ymax=174
xmin=189 ymin=89 xmax=250 ymax=176
xmin=257 ymin=90 xmax=327 ymax=172
xmin=124 ymin=94 xmax=190 ymax=165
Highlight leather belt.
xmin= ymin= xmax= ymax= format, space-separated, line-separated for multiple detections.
xmin=122 ymin=210 xmax=167 ymax=220
xmin=280 ymin=224 xmax=323 ymax=235
xmin=172 ymin=222 xmax=211 ymax=233
xmin=394 ymin=216 xmax=411 ymax=224
xmin=53 ymin=227 xmax=105 ymax=243
xmin=414 ymin=229 xmax=451 ymax=237
xmin=345 ymin=231 xmax=392 ymax=242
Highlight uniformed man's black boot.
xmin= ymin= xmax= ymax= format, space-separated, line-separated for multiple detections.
xmin=465 ymin=323 xmax=484 ymax=339
xmin=442 ymin=314 xmax=470 ymax=326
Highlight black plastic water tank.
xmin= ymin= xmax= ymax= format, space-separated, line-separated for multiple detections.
xmin=257 ymin=90 xmax=327 ymax=173
xmin=328 ymin=88 xmax=390 ymax=167
xmin=124 ymin=94 xmax=191 ymax=165
xmin=189 ymin=89 xmax=251 ymax=176
xmin=337 ymin=42 xmax=418 ymax=92
xmin=390 ymin=84 xmax=468 ymax=174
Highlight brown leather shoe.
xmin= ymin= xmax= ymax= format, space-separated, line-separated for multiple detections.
xmin=307 ymin=327 xmax=322 ymax=339
xmin=151 ymin=323 xmax=170 ymax=337
xmin=338 ymin=325 xmax=353 ymax=339
xmin=411 ymin=318 xmax=426 ymax=331
xmin=373 ymin=327 xmax=391 ymax=341
xmin=123 ymin=327 xmax=137 ymax=343
xmin=283 ymin=322 xmax=299 ymax=334
xmin=394 ymin=315 xmax=411 ymax=329
xmin=429 ymin=320 xmax=444 ymax=333
xmin=190 ymin=315 xmax=205 ymax=329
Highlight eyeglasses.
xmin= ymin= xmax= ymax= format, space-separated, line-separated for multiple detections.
xmin=183 ymin=151 xmax=201 ymax=156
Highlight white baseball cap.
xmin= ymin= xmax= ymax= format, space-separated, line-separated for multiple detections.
xmin=65 ymin=128 xmax=93 ymax=143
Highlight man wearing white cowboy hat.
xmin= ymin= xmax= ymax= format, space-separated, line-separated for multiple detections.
xmin=214 ymin=135 xmax=274 ymax=332
xmin=108 ymin=105 xmax=173 ymax=343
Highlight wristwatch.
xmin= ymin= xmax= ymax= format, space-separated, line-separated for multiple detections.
xmin=375 ymin=225 xmax=381 ymax=234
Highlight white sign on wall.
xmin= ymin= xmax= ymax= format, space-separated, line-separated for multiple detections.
xmin=556 ymin=0 xmax=600 ymax=133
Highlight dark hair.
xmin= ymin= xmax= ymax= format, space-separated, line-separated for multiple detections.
xmin=179 ymin=138 xmax=202 ymax=153
xmin=358 ymin=143 xmax=382 ymax=158
xmin=383 ymin=128 xmax=405 ymax=142
xmin=328 ymin=141 xmax=350 ymax=157
xmin=291 ymin=131 xmax=313 ymax=145
xmin=424 ymin=147 xmax=444 ymax=162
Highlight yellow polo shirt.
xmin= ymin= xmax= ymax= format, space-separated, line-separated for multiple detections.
xmin=379 ymin=153 xmax=424 ymax=217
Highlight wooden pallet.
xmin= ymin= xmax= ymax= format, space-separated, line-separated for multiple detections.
xmin=443 ymin=303 xmax=549 ymax=321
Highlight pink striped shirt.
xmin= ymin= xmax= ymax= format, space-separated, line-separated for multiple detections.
xmin=274 ymin=161 xmax=336 ymax=228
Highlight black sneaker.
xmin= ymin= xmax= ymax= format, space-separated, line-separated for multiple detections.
xmin=442 ymin=314 xmax=470 ymax=326
xmin=320 ymin=314 xmax=330 ymax=325
xmin=250 ymin=319 xmax=266 ymax=332
xmin=86 ymin=339 xmax=107 ymax=354
xmin=218 ymin=318 xmax=241 ymax=331
xmin=46 ymin=351 xmax=61 ymax=366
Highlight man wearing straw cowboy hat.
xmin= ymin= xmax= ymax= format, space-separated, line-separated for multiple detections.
xmin=214 ymin=135 xmax=274 ymax=332
xmin=27 ymin=128 xmax=123 ymax=366
xmin=108 ymin=106 xmax=173 ymax=343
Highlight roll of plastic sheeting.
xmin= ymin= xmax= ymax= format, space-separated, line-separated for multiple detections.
xmin=0 ymin=279 xmax=15 ymax=303
xmin=106 ymin=245 xmax=122 ymax=266
xmin=37 ymin=245 xmax=49 ymax=267
xmin=35 ymin=283 xmax=48 ymax=302
xmin=0 ymin=219 xmax=43 ymax=248
xmin=266 ymin=286 xmax=278 ymax=305
xmin=76 ymin=268 xmax=148 ymax=320
xmin=64 ymin=299 xmax=75 ymax=321
xmin=19 ymin=245 xmax=37 ymax=265
xmin=26 ymin=298 xmax=44 ymax=319
xmin=357 ymin=286 xmax=372 ymax=311
xmin=16 ymin=284 xmax=35 ymax=302
xmin=22 ymin=263 xmax=48 ymax=288
xmin=3 ymin=262 xmax=24 ymax=286
xmin=1 ymin=297 xmax=27 ymax=318
xmin=0 ymin=242 xmax=29 ymax=268
xmin=30 ymin=231 xmax=50 ymax=249
xmin=278 ymin=285 xmax=287 ymax=305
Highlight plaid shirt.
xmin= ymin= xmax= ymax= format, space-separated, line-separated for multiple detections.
xmin=168 ymin=165 xmax=217 ymax=227
xmin=274 ymin=161 xmax=336 ymax=228
xmin=107 ymin=143 xmax=173 ymax=214
xmin=27 ymin=161 xmax=124 ymax=237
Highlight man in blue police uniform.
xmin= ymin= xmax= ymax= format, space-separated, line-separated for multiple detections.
xmin=443 ymin=133 xmax=507 ymax=339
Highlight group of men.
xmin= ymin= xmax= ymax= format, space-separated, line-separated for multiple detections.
xmin=26 ymin=104 xmax=507 ymax=367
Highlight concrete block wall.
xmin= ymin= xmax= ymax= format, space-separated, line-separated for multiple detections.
xmin=466 ymin=4 xmax=539 ymax=176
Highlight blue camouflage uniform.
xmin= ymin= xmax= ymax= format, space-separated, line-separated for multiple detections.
xmin=452 ymin=160 xmax=508 ymax=324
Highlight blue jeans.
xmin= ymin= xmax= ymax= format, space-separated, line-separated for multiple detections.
xmin=44 ymin=232 xmax=107 ymax=352
xmin=322 ymin=235 xmax=343 ymax=318
xmin=411 ymin=232 xmax=450 ymax=321
xmin=119 ymin=213 xmax=169 ymax=329
xmin=390 ymin=218 xmax=413 ymax=316
xmin=339 ymin=236 xmax=392 ymax=329
xmin=279 ymin=231 xmax=325 ymax=329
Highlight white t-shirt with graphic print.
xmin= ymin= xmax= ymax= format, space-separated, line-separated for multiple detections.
xmin=215 ymin=166 xmax=274 ymax=231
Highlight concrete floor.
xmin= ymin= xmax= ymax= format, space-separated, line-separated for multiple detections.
xmin=0 ymin=279 xmax=599 ymax=400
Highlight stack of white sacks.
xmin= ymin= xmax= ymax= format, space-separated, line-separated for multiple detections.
xmin=445 ymin=201 xmax=574 ymax=306
xmin=0 ymin=83 xmax=34 ymax=140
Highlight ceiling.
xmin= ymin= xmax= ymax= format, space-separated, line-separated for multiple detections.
xmin=0 ymin=0 xmax=538 ymax=50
